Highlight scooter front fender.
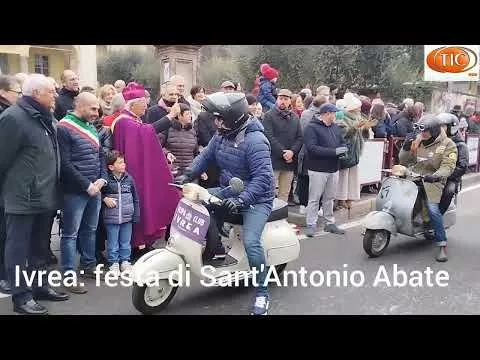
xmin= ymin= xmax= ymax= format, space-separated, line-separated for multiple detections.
xmin=363 ymin=211 xmax=397 ymax=236
xmin=131 ymin=249 xmax=185 ymax=285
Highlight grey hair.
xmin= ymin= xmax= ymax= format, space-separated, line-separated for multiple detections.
xmin=169 ymin=74 xmax=184 ymax=83
xmin=111 ymin=93 xmax=126 ymax=113
xmin=22 ymin=74 xmax=52 ymax=96
xmin=125 ymin=97 xmax=145 ymax=110
xmin=0 ymin=75 xmax=20 ymax=92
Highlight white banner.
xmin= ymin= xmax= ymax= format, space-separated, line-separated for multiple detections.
xmin=358 ymin=140 xmax=386 ymax=185
xmin=467 ymin=135 xmax=479 ymax=166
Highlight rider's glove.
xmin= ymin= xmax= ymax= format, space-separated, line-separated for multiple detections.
xmin=221 ymin=198 xmax=243 ymax=214
xmin=423 ymin=174 xmax=441 ymax=183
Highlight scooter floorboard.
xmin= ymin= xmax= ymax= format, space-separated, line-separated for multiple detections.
xmin=204 ymin=254 xmax=238 ymax=268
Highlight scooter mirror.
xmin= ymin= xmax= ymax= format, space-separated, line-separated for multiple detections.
xmin=229 ymin=177 xmax=244 ymax=194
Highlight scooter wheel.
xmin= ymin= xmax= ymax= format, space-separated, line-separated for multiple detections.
xmin=132 ymin=281 xmax=178 ymax=315
xmin=363 ymin=229 xmax=390 ymax=258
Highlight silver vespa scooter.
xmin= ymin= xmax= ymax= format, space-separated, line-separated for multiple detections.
xmin=362 ymin=165 xmax=457 ymax=257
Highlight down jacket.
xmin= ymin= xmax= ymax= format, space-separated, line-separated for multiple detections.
xmin=187 ymin=117 xmax=275 ymax=210
xmin=57 ymin=113 xmax=108 ymax=194
xmin=257 ymin=76 xmax=277 ymax=111
xmin=160 ymin=120 xmax=199 ymax=175
xmin=102 ymin=172 xmax=140 ymax=224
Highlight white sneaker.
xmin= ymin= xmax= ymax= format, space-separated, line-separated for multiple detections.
xmin=299 ymin=205 xmax=306 ymax=215
xmin=109 ymin=263 xmax=121 ymax=276
xmin=121 ymin=261 xmax=132 ymax=272
xmin=318 ymin=208 xmax=324 ymax=217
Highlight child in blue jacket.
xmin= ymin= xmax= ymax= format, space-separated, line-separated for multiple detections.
xmin=257 ymin=63 xmax=279 ymax=111
xmin=102 ymin=150 xmax=140 ymax=275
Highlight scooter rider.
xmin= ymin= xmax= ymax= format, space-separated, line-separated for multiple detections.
xmin=176 ymin=92 xmax=275 ymax=315
xmin=437 ymin=112 xmax=469 ymax=214
xmin=399 ymin=114 xmax=457 ymax=262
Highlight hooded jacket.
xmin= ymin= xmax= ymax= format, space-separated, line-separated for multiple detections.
xmin=187 ymin=117 xmax=275 ymax=209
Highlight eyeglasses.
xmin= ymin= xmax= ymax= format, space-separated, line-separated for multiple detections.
xmin=8 ymin=89 xmax=22 ymax=95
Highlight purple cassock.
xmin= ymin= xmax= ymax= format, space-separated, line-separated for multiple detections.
xmin=112 ymin=109 xmax=181 ymax=249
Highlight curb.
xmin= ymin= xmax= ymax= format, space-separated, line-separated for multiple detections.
xmin=288 ymin=172 xmax=480 ymax=227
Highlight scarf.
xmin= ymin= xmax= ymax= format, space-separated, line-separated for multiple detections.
xmin=59 ymin=113 xmax=99 ymax=147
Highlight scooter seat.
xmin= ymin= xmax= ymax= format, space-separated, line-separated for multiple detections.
xmin=225 ymin=198 xmax=289 ymax=225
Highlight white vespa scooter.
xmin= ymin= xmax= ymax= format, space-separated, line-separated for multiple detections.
xmin=130 ymin=178 xmax=301 ymax=315
xmin=362 ymin=165 xmax=457 ymax=258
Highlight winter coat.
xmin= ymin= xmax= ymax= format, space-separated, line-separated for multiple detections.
xmin=145 ymin=98 xmax=170 ymax=124
xmin=194 ymin=111 xmax=217 ymax=147
xmin=448 ymin=132 xmax=469 ymax=182
xmin=187 ymin=117 xmax=275 ymax=210
xmin=0 ymin=96 xmax=60 ymax=214
xmin=392 ymin=111 xmax=414 ymax=137
xmin=262 ymin=107 xmax=303 ymax=171
xmin=57 ymin=113 xmax=108 ymax=194
xmin=94 ymin=119 xmax=113 ymax=154
xmin=102 ymin=172 xmax=140 ymax=224
xmin=297 ymin=104 xmax=322 ymax=175
xmin=54 ymin=87 xmax=78 ymax=120
xmin=336 ymin=112 xmax=369 ymax=169
xmin=399 ymin=130 xmax=458 ymax=203
xmin=303 ymin=116 xmax=346 ymax=173
xmin=258 ymin=76 xmax=277 ymax=111
xmin=160 ymin=120 xmax=199 ymax=175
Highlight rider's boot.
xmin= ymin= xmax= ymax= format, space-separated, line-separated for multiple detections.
xmin=436 ymin=241 xmax=448 ymax=262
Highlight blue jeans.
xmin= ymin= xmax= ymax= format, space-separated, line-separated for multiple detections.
xmin=105 ymin=222 xmax=132 ymax=264
xmin=427 ymin=202 xmax=447 ymax=246
xmin=208 ymin=188 xmax=271 ymax=297
xmin=61 ymin=193 xmax=101 ymax=272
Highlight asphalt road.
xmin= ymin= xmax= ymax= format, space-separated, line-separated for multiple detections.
xmin=1 ymin=184 xmax=480 ymax=315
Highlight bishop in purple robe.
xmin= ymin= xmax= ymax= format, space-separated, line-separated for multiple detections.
xmin=111 ymin=82 xmax=180 ymax=250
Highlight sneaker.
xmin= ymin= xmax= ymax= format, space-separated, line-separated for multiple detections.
xmin=120 ymin=261 xmax=132 ymax=272
xmin=324 ymin=223 xmax=345 ymax=235
xmin=109 ymin=263 xmax=121 ymax=276
xmin=305 ymin=225 xmax=316 ymax=237
xmin=299 ymin=205 xmax=306 ymax=215
xmin=436 ymin=246 xmax=448 ymax=262
xmin=251 ymin=296 xmax=269 ymax=315
xmin=318 ymin=208 xmax=324 ymax=217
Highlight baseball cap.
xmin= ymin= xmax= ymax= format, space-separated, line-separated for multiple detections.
xmin=278 ymin=89 xmax=292 ymax=97
xmin=319 ymin=103 xmax=339 ymax=114
xmin=221 ymin=80 xmax=235 ymax=89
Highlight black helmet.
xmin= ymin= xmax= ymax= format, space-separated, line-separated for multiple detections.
xmin=202 ymin=92 xmax=249 ymax=131
xmin=436 ymin=112 xmax=459 ymax=136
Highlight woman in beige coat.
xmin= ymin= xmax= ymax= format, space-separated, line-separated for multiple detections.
xmin=335 ymin=93 xmax=374 ymax=210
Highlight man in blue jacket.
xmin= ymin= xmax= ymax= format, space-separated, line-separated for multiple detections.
xmin=57 ymin=92 xmax=108 ymax=294
xmin=303 ymin=103 xmax=347 ymax=237
xmin=177 ymin=92 xmax=275 ymax=315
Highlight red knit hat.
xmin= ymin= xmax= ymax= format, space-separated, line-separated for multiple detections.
xmin=260 ymin=63 xmax=279 ymax=81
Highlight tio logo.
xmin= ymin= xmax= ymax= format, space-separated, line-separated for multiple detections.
xmin=426 ymin=46 xmax=478 ymax=74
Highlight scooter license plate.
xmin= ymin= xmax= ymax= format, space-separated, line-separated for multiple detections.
xmin=171 ymin=199 xmax=210 ymax=245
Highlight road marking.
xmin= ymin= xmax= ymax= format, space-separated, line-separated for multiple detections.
xmin=298 ymin=182 xmax=480 ymax=240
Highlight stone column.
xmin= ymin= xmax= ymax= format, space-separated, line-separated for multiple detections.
xmin=19 ymin=56 xmax=29 ymax=73
xmin=155 ymin=45 xmax=201 ymax=95
xmin=75 ymin=45 xmax=98 ymax=88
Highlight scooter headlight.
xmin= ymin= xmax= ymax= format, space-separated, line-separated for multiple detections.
xmin=391 ymin=165 xmax=407 ymax=177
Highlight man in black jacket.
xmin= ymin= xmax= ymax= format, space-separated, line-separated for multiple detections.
xmin=438 ymin=113 xmax=469 ymax=214
xmin=0 ymin=75 xmax=22 ymax=294
xmin=57 ymin=92 xmax=108 ymax=294
xmin=303 ymin=103 xmax=347 ymax=237
xmin=54 ymin=70 xmax=79 ymax=120
xmin=0 ymin=74 xmax=69 ymax=315
xmin=262 ymin=89 xmax=303 ymax=202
